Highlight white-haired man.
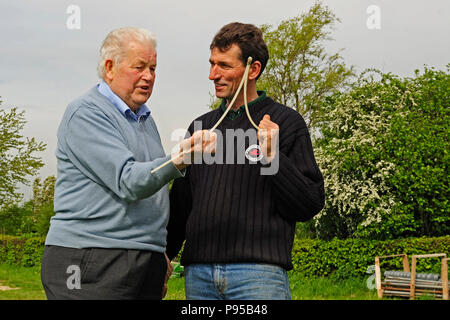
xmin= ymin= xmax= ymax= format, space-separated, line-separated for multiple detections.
xmin=41 ymin=27 xmax=216 ymax=300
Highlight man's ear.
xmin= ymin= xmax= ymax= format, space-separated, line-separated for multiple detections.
xmin=248 ymin=60 xmax=262 ymax=81
xmin=104 ymin=59 xmax=115 ymax=82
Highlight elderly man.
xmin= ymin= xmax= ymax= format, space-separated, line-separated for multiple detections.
xmin=41 ymin=27 xmax=215 ymax=300
xmin=166 ymin=22 xmax=325 ymax=300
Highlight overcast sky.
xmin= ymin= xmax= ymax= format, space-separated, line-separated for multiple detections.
xmin=1 ymin=0 xmax=449 ymax=199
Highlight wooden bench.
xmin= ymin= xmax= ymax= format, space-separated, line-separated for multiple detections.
xmin=374 ymin=253 xmax=449 ymax=300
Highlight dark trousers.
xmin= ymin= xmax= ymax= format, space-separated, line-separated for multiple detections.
xmin=41 ymin=245 xmax=167 ymax=300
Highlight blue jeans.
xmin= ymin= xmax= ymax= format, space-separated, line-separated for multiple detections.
xmin=184 ymin=263 xmax=291 ymax=300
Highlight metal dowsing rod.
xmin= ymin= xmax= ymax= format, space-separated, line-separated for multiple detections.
xmin=151 ymin=56 xmax=259 ymax=174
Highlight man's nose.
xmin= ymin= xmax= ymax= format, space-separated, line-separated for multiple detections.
xmin=209 ymin=65 xmax=220 ymax=80
xmin=142 ymin=68 xmax=154 ymax=81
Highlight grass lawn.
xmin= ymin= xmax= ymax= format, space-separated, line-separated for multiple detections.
xmin=0 ymin=263 xmax=384 ymax=300
xmin=0 ymin=264 xmax=46 ymax=300
xmin=288 ymin=272 xmax=379 ymax=300
xmin=166 ymin=272 xmax=380 ymax=300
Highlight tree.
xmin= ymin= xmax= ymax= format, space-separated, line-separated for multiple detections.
xmin=32 ymin=175 xmax=56 ymax=236
xmin=258 ymin=1 xmax=354 ymax=129
xmin=0 ymin=176 xmax=56 ymax=236
xmin=313 ymin=65 xmax=450 ymax=240
xmin=0 ymin=201 xmax=33 ymax=235
xmin=0 ymin=99 xmax=46 ymax=207
xmin=32 ymin=176 xmax=56 ymax=215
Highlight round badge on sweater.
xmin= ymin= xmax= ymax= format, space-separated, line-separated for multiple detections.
xmin=245 ymin=144 xmax=263 ymax=162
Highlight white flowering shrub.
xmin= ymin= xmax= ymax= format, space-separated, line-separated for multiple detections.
xmin=313 ymin=66 xmax=449 ymax=239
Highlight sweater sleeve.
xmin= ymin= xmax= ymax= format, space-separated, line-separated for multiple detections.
xmin=63 ymin=105 xmax=183 ymax=202
xmin=166 ymin=168 xmax=192 ymax=261
xmin=266 ymin=120 xmax=325 ymax=223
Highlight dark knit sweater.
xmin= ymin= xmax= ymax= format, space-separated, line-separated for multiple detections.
xmin=166 ymin=93 xmax=325 ymax=270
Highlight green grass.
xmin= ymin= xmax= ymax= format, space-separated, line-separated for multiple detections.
xmin=0 ymin=263 xmax=384 ymax=300
xmin=165 ymin=277 xmax=186 ymax=300
xmin=165 ymin=274 xmax=380 ymax=300
xmin=288 ymin=272 xmax=379 ymax=300
xmin=0 ymin=264 xmax=46 ymax=300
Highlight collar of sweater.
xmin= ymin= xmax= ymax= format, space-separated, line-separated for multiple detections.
xmin=220 ymin=91 xmax=267 ymax=120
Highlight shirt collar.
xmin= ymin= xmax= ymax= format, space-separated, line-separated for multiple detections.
xmin=97 ymin=80 xmax=151 ymax=122
xmin=220 ymin=91 xmax=266 ymax=120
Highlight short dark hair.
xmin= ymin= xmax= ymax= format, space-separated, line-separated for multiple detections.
xmin=210 ymin=22 xmax=269 ymax=80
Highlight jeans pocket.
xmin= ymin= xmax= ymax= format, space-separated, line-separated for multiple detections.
xmin=228 ymin=263 xmax=291 ymax=300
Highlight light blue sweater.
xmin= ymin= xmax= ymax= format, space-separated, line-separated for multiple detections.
xmin=45 ymin=85 xmax=183 ymax=252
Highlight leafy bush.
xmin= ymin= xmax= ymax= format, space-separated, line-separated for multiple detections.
xmin=314 ymin=66 xmax=449 ymax=239
xmin=291 ymin=235 xmax=450 ymax=278
xmin=32 ymin=176 xmax=56 ymax=236
xmin=34 ymin=203 xmax=55 ymax=237
xmin=0 ymin=176 xmax=56 ymax=237
xmin=1 ymin=234 xmax=448 ymax=283
xmin=0 ymin=236 xmax=45 ymax=267
xmin=0 ymin=201 xmax=35 ymax=236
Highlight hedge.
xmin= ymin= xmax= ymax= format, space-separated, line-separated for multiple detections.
xmin=0 ymin=235 xmax=45 ymax=267
xmin=1 ymin=235 xmax=449 ymax=279
xmin=292 ymin=236 xmax=450 ymax=278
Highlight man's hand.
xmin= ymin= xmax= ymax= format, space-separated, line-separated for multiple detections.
xmin=172 ymin=130 xmax=217 ymax=170
xmin=257 ymin=115 xmax=279 ymax=163
xmin=162 ymin=253 xmax=173 ymax=299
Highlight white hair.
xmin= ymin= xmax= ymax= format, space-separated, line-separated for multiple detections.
xmin=97 ymin=27 xmax=157 ymax=79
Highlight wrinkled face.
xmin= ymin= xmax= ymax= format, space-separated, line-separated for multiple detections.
xmin=209 ymin=43 xmax=246 ymax=101
xmin=105 ymin=41 xmax=157 ymax=111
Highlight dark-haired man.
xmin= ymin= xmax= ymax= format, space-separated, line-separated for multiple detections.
xmin=166 ymin=22 xmax=325 ymax=300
